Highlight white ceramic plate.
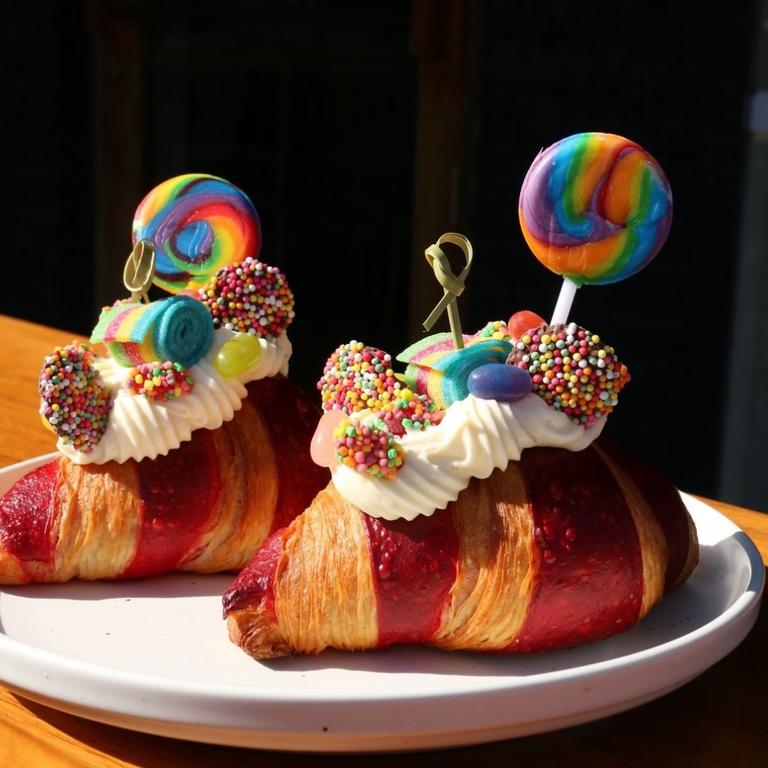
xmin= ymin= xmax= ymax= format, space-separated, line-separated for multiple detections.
xmin=0 ymin=454 xmax=763 ymax=752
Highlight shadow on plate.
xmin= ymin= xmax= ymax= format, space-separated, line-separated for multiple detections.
xmin=0 ymin=573 xmax=232 ymax=601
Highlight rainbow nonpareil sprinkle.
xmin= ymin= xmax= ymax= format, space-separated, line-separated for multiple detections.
xmin=374 ymin=388 xmax=443 ymax=436
xmin=199 ymin=257 xmax=295 ymax=338
xmin=125 ymin=361 xmax=193 ymax=400
xmin=318 ymin=341 xmax=402 ymax=414
xmin=507 ymin=323 xmax=630 ymax=427
xmin=39 ymin=344 xmax=113 ymax=453
xmin=334 ymin=418 xmax=404 ymax=479
xmin=476 ymin=320 xmax=511 ymax=341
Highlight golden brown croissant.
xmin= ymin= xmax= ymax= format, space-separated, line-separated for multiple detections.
xmin=224 ymin=440 xmax=698 ymax=658
xmin=0 ymin=376 xmax=328 ymax=584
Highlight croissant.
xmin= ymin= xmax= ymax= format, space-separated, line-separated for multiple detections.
xmin=224 ymin=440 xmax=698 ymax=658
xmin=0 ymin=376 xmax=328 ymax=584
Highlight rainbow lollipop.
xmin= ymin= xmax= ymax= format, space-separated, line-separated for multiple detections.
xmin=519 ymin=132 xmax=672 ymax=323
xmin=133 ymin=173 xmax=262 ymax=294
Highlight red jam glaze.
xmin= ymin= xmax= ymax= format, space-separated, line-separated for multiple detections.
xmin=246 ymin=376 xmax=328 ymax=531
xmin=598 ymin=438 xmax=692 ymax=588
xmin=0 ymin=459 xmax=59 ymax=566
xmin=364 ymin=510 xmax=459 ymax=648
xmin=222 ymin=530 xmax=284 ymax=617
xmin=508 ymin=445 xmax=644 ymax=653
xmin=121 ymin=430 xmax=222 ymax=579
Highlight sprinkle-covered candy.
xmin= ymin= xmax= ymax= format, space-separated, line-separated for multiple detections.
xmin=475 ymin=320 xmax=511 ymax=342
xmin=318 ymin=341 xmax=402 ymax=414
xmin=374 ymin=388 xmax=443 ymax=436
xmin=125 ymin=361 xmax=193 ymax=400
xmin=507 ymin=322 xmax=630 ymax=427
xmin=39 ymin=344 xmax=113 ymax=453
xmin=334 ymin=418 xmax=404 ymax=479
xmin=199 ymin=256 xmax=295 ymax=338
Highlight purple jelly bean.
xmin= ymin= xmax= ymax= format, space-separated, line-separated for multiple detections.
xmin=467 ymin=363 xmax=531 ymax=403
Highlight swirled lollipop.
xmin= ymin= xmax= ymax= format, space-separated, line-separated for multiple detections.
xmin=519 ymin=132 xmax=672 ymax=323
xmin=133 ymin=173 xmax=262 ymax=294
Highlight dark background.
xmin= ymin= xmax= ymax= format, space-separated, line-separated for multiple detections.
xmin=1 ymin=0 xmax=760 ymax=506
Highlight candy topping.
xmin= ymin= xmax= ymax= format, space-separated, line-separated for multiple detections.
xmin=132 ymin=173 xmax=262 ymax=295
xmin=506 ymin=310 xmax=546 ymax=342
xmin=519 ymin=132 xmax=672 ymax=286
xmin=374 ymin=388 xmax=443 ymax=436
xmin=310 ymin=409 xmax=347 ymax=468
xmin=125 ymin=361 xmax=193 ymax=400
xmin=507 ymin=323 xmax=630 ymax=426
xmin=334 ymin=418 xmax=404 ymax=479
xmin=398 ymin=333 xmax=513 ymax=409
xmin=90 ymin=295 xmax=213 ymax=369
xmin=214 ymin=333 xmax=263 ymax=378
xmin=199 ymin=256 xmax=295 ymax=338
xmin=467 ymin=363 xmax=531 ymax=403
xmin=318 ymin=341 xmax=401 ymax=414
xmin=39 ymin=344 xmax=113 ymax=453
xmin=475 ymin=320 xmax=511 ymax=341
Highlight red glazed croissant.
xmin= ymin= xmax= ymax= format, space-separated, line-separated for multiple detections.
xmin=0 ymin=376 xmax=328 ymax=584
xmin=223 ymin=440 xmax=698 ymax=658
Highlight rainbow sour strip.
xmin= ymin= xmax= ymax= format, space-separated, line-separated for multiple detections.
xmin=397 ymin=331 xmax=513 ymax=409
xmin=90 ymin=296 xmax=213 ymax=369
xmin=91 ymin=302 xmax=167 ymax=366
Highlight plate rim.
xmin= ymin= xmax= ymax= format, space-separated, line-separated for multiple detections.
xmin=0 ymin=455 xmax=764 ymax=746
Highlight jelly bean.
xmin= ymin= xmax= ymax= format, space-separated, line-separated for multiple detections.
xmin=310 ymin=409 xmax=347 ymax=468
xmin=214 ymin=334 xmax=262 ymax=378
xmin=507 ymin=310 xmax=546 ymax=341
xmin=467 ymin=363 xmax=531 ymax=403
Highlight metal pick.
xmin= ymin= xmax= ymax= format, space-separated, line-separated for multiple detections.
xmin=123 ymin=240 xmax=156 ymax=304
xmin=422 ymin=232 xmax=473 ymax=350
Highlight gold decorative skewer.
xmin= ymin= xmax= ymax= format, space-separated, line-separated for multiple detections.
xmin=123 ymin=240 xmax=156 ymax=304
xmin=422 ymin=232 xmax=473 ymax=350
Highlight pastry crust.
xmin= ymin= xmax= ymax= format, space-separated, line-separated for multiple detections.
xmin=273 ymin=485 xmax=378 ymax=655
xmin=225 ymin=441 xmax=699 ymax=658
xmin=0 ymin=377 xmax=327 ymax=584
xmin=595 ymin=443 xmax=667 ymax=618
xmin=53 ymin=458 xmax=142 ymax=582
xmin=434 ymin=465 xmax=535 ymax=650
xmin=182 ymin=397 xmax=278 ymax=573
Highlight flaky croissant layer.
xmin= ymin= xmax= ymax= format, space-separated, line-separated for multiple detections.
xmin=0 ymin=376 xmax=328 ymax=584
xmin=224 ymin=440 xmax=698 ymax=658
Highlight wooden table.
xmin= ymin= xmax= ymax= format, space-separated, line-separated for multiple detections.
xmin=0 ymin=314 xmax=765 ymax=767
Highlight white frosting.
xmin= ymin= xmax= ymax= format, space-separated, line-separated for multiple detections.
xmin=331 ymin=394 xmax=604 ymax=521
xmin=59 ymin=330 xmax=292 ymax=465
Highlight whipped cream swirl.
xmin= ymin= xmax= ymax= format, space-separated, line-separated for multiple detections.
xmin=59 ymin=330 xmax=291 ymax=465
xmin=331 ymin=394 xmax=604 ymax=521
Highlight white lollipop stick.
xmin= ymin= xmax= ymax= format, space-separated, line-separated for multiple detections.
xmin=550 ymin=277 xmax=579 ymax=325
